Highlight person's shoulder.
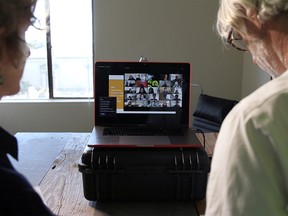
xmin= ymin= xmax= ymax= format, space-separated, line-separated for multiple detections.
xmin=0 ymin=164 xmax=37 ymax=203
xmin=219 ymin=71 xmax=288 ymax=149
xmin=0 ymin=165 xmax=54 ymax=215
xmin=0 ymin=163 xmax=29 ymax=187
xmin=230 ymin=72 xmax=288 ymax=120
xmin=217 ymin=71 xmax=288 ymax=145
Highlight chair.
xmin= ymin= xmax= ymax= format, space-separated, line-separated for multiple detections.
xmin=192 ymin=94 xmax=238 ymax=132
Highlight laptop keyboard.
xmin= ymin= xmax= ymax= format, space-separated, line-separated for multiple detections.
xmin=103 ymin=127 xmax=183 ymax=136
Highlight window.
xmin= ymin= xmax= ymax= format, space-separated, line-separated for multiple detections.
xmin=5 ymin=0 xmax=93 ymax=99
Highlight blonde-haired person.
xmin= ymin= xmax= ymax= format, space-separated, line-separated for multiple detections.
xmin=0 ymin=0 xmax=54 ymax=215
xmin=206 ymin=0 xmax=288 ymax=215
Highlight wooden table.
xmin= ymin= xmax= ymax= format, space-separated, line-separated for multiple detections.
xmin=194 ymin=132 xmax=218 ymax=216
xmin=12 ymin=133 xmax=101 ymax=216
xmin=12 ymin=132 xmax=201 ymax=216
xmin=195 ymin=132 xmax=218 ymax=158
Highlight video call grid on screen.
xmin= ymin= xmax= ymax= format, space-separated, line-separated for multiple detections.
xmin=123 ymin=73 xmax=183 ymax=110
xmin=95 ymin=62 xmax=191 ymax=125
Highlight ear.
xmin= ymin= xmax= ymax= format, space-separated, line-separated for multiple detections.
xmin=246 ymin=9 xmax=263 ymax=29
xmin=235 ymin=3 xmax=263 ymax=29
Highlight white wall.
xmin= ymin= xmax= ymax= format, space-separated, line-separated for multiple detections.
xmin=0 ymin=0 xmax=268 ymax=133
xmin=0 ymin=100 xmax=94 ymax=134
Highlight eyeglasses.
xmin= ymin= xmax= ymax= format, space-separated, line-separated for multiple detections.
xmin=227 ymin=29 xmax=248 ymax=52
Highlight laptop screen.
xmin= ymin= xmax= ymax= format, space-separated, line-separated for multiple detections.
xmin=94 ymin=61 xmax=191 ymax=127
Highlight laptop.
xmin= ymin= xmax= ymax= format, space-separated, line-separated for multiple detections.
xmin=87 ymin=61 xmax=201 ymax=148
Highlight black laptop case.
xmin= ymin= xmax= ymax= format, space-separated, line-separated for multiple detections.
xmin=78 ymin=145 xmax=210 ymax=201
xmin=78 ymin=61 xmax=210 ymax=201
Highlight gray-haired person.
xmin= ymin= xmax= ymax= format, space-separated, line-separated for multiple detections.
xmin=206 ymin=0 xmax=288 ymax=215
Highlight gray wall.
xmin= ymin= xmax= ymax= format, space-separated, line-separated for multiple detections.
xmin=242 ymin=53 xmax=270 ymax=97
xmin=94 ymin=0 xmax=243 ymax=99
xmin=0 ymin=0 xmax=269 ymax=134
xmin=94 ymin=0 xmax=244 ymax=126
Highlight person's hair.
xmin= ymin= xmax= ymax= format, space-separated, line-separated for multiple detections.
xmin=216 ymin=0 xmax=288 ymax=44
xmin=0 ymin=0 xmax=37 ymax=64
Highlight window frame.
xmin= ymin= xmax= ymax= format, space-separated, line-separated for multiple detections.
xmin=44 ymin=0 xmax=94 ymax=99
